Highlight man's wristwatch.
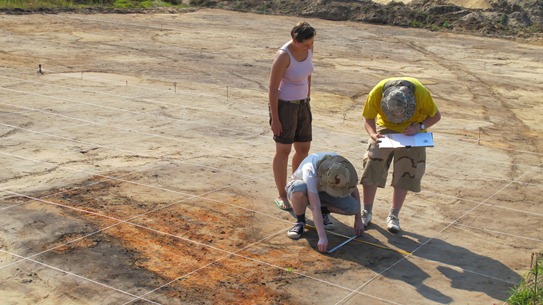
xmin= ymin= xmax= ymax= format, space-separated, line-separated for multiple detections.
xmin=419 ymin=122 xmax=425 ymax=130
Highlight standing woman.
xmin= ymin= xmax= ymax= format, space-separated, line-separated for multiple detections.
xmin=269 ymin=22 xmax=315 ymax=211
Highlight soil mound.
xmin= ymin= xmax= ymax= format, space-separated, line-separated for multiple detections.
xmin=192 ymin=0 xmax=543 ymax=39
xmin=1 ymin=0 xmax=541 ymax=39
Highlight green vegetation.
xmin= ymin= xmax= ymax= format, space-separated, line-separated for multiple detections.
xmin=1 ymin=0 xmax=77 ymax=9
xmin=508 ymin=252 xmax=543 ymax=305
xmin=500 ymin=14 xmax=509 ymax=26
xmin=0 ymin=0 xmax=187 ymax=9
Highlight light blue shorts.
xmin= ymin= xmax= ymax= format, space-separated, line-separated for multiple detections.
xmin=286 ymin=180 xmax=360 ymax=215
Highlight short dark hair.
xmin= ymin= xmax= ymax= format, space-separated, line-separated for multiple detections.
xmin=291 ymin=22 xmax=316 ymax=42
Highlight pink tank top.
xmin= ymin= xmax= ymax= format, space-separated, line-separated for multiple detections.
xmin=278 ymin=42 xmax=314 ymax=101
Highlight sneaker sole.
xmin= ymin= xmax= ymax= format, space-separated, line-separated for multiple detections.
xmin=287 ymin=233 xmax=302 ymax=239
xmin=287 ymin=229 xmax=304 ymax=239
xmin=387 ymin=227 xmax=400 ymax=234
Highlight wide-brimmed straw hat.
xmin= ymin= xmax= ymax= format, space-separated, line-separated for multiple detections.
xmin=381 ymin=80 xmax=416 ymax=124
xmin=317 ymin=155 xmax=358 ymax=198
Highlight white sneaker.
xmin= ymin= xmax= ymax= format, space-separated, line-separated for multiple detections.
xmin=386 ymin=215 xmax=401 ymax=234
xmin=323 ymin=213 xmax=335 ymax=230
xmin=362 ymin=210 xmax=372 ymax=227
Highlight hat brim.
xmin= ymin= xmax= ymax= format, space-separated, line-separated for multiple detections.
xmin=317 ymin=155 xmax=358 ymax=198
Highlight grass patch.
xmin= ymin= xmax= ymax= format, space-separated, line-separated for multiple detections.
xmin=0 ymin=0 xmax=78 ymax=9
xmin=508 ymin=252 xmax=543 ymax=305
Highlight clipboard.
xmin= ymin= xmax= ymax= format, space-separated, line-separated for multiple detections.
xmin=378 ymin=132 xmax=434 ymax=148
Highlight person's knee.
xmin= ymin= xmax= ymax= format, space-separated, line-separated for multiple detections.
xmin=293 ymin=142 xmax=310 ymax=154
xmin=276 ymin=150 xmax=291 ymax=158
xmin=287 ymin=180 xmax=308 ymax=201
xmin=289 ymin=191 xmax=308 ymax=209
xmin=296 ymin=147 xmax=310 ymax=155
xmin=276 ymin=143 xmax=292 ymax=156
xmin=291 ymin=191 xmax=307 ymax=202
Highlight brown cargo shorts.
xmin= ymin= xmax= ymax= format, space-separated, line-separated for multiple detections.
xmin=269 ymin=98 xmax=312 ymax=144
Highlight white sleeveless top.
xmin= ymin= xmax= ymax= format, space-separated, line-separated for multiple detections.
xmin=278 ymin=41 xmax=314 ymax=101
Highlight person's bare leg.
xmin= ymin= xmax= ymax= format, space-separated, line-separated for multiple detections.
xmin=273 ymin=142 xmax=292 ymax=204
xmin=292 ymin=141 xmax=310 ymax=173
xmin=290 ymin=191 xmax=308 ymax=216
xmin=386 ymin=187 xmax=408 ymax=233
xmin=362 ymin=184 xmax=378 ymax=211
xmin=361 ymin=184 xmax=378 ymax=226
xmin=287 ymin=191 xmax=308 ymax=240
xmin=390 ymin=187 xmax=408 ymax=214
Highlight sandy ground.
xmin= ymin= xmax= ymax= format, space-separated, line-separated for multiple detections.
xmin=0 ymin=8 xmax=542 ymax=305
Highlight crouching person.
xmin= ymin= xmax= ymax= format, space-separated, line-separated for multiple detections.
xmin=286 ymin=152 xmax=364 ymax=253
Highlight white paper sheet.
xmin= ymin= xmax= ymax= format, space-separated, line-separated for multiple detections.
xmin=378 ymin=132 xmax=434 ymax=148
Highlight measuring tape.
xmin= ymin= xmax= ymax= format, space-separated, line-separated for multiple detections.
xmin=304 ymin=223 xmax=411 ymax=256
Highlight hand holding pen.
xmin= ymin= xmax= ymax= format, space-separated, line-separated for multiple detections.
xmin=404 ymin=122 xmax=421 ymax=136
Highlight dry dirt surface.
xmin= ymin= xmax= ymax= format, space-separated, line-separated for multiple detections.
xmin=0 ymin=8 xmax=542 ymax=305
